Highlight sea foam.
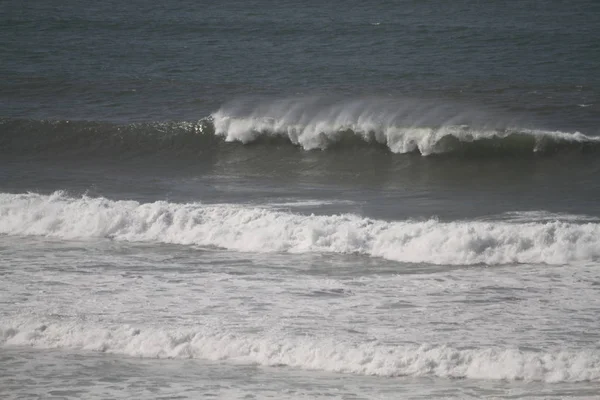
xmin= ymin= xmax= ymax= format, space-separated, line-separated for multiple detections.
xmin=2 ymin=320 xmax=599 ymax=383
xmin=1 ymin=191 xmax=599 ymax=265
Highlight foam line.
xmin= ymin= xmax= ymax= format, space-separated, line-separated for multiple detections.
xmin=2 ymin=321 xmax=599 ymax=383
xmin=1 ymin=192 xmax=599 ymax=265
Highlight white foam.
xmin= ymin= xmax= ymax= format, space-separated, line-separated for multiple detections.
xmin=2 ymin=320 xmax=599 ymax=383
xmin=210 ymin=98 xmax=599 ymax=154
xmin=1 ymin=191 xmax=600 ymax=265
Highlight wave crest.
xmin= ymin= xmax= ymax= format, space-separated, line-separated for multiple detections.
xmin=211 ymin=97 xmax=599 ymax=155
xmin=2 ymin=320 xmax=599 ymax=382
xmin=1 ymin=192 xmax=599 ymax=266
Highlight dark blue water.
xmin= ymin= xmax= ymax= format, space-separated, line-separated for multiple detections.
xmin=2 ymin=0 xmax=599 ymax=129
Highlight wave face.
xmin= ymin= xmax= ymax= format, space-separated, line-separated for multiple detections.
xmin=2 ymin=320 xmax=598 ymax=383
xmin=2 ymin=97 xmax=599 ymax=159
xmin=2 ymin=192 xmax=599 ymax=266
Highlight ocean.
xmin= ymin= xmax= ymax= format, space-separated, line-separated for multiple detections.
xmin=1 ymin=1 xmax=600 ymax=399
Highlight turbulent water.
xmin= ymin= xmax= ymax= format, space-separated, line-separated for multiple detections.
xmin=2 ymin=1 xmax=600 ymax=399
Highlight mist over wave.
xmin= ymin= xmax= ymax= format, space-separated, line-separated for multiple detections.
xmin=2 ymin=191 xmax=599 ymax=266
xmin=212 ymin=96 xmax=600 ymax=155
xmin=2 ymin=96 xmax=599 ymax=159
xmin=2 ymin=320 xmax=598 ymax=383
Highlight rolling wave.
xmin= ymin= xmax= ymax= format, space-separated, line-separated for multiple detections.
xmin=2 ymin=320 xmax=599 ymax=383
xmin=2 ymin=191 xmax=599 ymax=266
xmin=212 ymin=97 xmax=600 ymax=155
xmin=1 ymin=97 xmax=599 ymax=158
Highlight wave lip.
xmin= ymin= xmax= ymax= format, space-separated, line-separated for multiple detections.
xmin=2 ymin=191 xmax=600 ymax=266
xmin=211 ymin=97 xmax=600 ymax=155
xmin=2 ymin=321 xmax=599 ymax=383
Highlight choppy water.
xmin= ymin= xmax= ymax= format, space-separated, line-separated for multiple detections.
xmin=2 ymin=1 xmax=600 ymax=399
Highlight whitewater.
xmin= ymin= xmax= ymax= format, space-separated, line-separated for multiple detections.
xmin=2 ymin=188 xmax=600 ymax=396
xmin=2 ymin=191 xmax=600 ymax=265
xmin=2 ymin=199 xmax=600 ymax=398
xmin=3 ymin=321 xmax=600 ymax=383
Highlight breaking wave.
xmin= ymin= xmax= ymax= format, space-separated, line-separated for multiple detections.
xmin=2 ymin=97 xmax=599 ymax=158
xmin=211 ymin=97 xmax=600 ymax=156
xmin=2 ymin=320 xmax=599 ymax=383
xmin=1 ymin=191 xmax=599 ymax=266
